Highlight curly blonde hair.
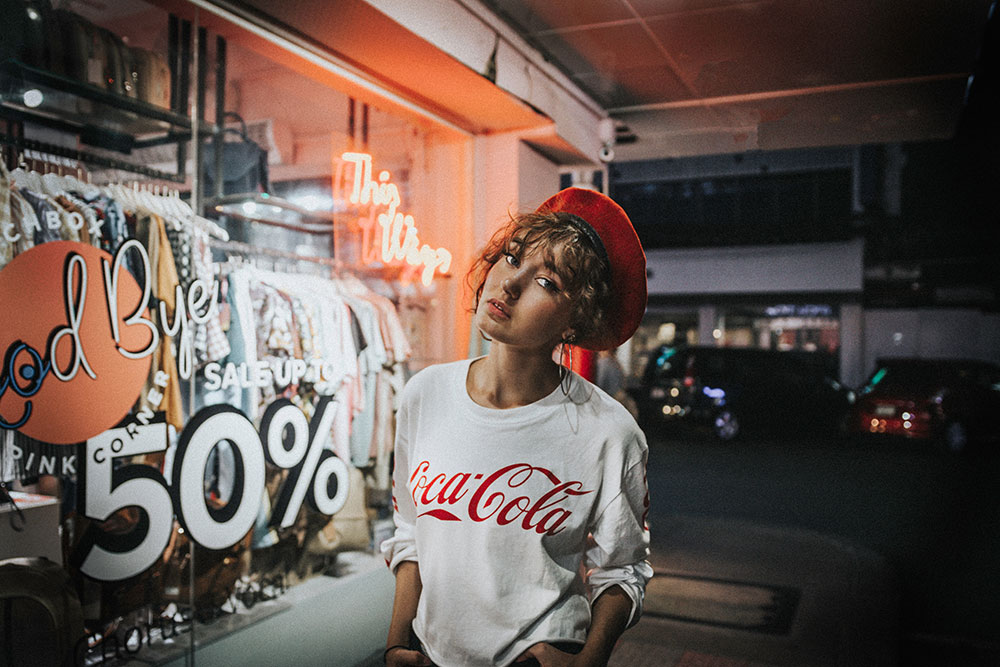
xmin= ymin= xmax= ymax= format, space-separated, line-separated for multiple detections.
xmin=466 ymin=211 xmax=612 ymax=344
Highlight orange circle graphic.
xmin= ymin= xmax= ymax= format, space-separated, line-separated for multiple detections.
xmin=0 ymin=242 xmax=153 ymax=444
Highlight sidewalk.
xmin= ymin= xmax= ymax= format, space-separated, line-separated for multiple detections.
xmin=612 ymin=514 xmax=900 ymax=667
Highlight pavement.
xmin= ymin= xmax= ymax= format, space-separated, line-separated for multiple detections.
xmin=611 ymin=514 xmax=900 ymax=667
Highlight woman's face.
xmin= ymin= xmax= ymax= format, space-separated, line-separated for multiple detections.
xmin=474 ymin=236 xmax=576 ymax=354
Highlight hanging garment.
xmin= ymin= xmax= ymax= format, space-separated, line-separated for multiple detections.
xmin=8 ymin=190 xmax=40 ymax=257
xmin=165 ymin=223 xmax=193 ymax=294
xmin=54 ymin=194 xmax=94 ymax=245
xmin=226 ymin=268 xmax=261 ymax=419
xmin=191 ymin=230 xmax=230 ymax=366
xmin=135 ymin=213 xmax=184 ymax=430
xmin=18 ymin=189 xmax=64 ymax=245
xmin=0 ymin=161 xmax=13 ymax=270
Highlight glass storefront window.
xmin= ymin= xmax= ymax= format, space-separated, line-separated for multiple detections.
xmin=1 ymin=1 xmax=470 ymax=663
xmin=628 ymin=311 xmax=699 ymax=380
xmin=715 ymin=304 xmax=841 ymax=375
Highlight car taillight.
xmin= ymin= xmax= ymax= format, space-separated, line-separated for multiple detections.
xmin=910 ymin=400 xmax=936 ymax=422
xmin=683 ymin=374 xmax=694 ymax=387
xmin=861 ymin=398 xmax=935 ymax=437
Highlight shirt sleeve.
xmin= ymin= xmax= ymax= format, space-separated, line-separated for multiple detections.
xmin=585 ymin=449 xmax=653 ymax=628
xmin=379 ymin=396 xmax=419 ymax=572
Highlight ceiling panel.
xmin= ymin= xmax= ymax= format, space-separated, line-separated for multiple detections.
xmin=542 ymin=22 xmax=669 ymax=72
xmin=480 ymin=0 xmax=993 ymax=158
xmin=574 ymin=66 xmax=695 ymax=108
xmin=616 ymin=75 xmax=970 ymax=160
xmin=490 ymin=0 xmax=634 ymax=32
xmin=626 ymin=0 xmax=771 ymax=19
xmin=646 ymin=0 xmax=987 ymax=99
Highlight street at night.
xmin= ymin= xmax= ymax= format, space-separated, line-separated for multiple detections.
xmin=3 ymin=1 xmax=999 ymax=665
xmin=632 ymin=427 xmax=1000 ymax=666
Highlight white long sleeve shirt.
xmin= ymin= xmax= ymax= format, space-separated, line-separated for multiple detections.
xmin=381 ymin=358 xmax=652 ymax=667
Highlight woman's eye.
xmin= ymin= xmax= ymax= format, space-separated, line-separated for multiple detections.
xmin=504 ymin=252 xmax=519 ymax=267
xmin=536 ymin=277 xmax=559 ymax=292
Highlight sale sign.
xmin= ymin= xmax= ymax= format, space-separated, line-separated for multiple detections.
xmin=2 ymin=240 xmax=356 ymax=583
xmin=78 ymin=397 xmax=350 ymax=581
xmin=0 ymin=241 xmax=153 ymax=444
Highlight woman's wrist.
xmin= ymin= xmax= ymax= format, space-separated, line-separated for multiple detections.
xmin=383 ymin=644 xmax=409 ymax=663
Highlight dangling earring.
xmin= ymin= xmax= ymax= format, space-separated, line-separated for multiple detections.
xmin=559 ymin=336 xmax=575 ymax=395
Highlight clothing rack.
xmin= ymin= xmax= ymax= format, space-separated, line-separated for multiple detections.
xmin=0 ymin=132 xmax=185 ymax=183
xmin=213 ymin=209 xmax=334 ymax=236
xmin=208 ymin=193 xmax=339 ymax=236
xmin=207 ymin=238 xmax=406 ymax=283
xmin=208 ymin=237 xmax=339 ymax=267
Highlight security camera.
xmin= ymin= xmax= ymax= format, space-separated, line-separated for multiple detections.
xmin=598 ymin=144 xmax=615 ymax=163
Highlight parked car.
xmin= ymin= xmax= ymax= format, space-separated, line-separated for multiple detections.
xmin=850 ymin=358 xmax=1000 ymax=452
xmin=631 ymin=345 xmax=854 ymax=440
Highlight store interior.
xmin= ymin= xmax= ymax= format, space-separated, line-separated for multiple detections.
xmin=0 ymin=1 xmax=479 ymax=664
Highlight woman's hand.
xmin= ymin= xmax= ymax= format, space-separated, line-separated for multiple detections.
xmin=384 ymin=646 xmax=432 ymax=667
xmin=515 ymin=643 xmax=584 ymax=667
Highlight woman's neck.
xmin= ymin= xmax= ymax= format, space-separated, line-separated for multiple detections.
xmin=467 ymin=346 xmax=562 ymax=409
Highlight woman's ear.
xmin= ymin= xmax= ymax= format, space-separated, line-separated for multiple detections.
xmin=561 ymin=328 xmax=577 ymax=344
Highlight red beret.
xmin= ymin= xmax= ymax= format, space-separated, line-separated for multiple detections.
xmin=537 ymin=187 xmax=647 ymax=351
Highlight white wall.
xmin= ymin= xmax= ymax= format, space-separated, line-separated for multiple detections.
xmin=467 ymin=134 xmax=560 ymax=357
xmin=862 ymin=308 xmax=1000 ymax=379
xmin=646 ymin=239 xmax=864 ymax=296
xmin=518 ymin=143 xmax=561 ymax=210
xmin=472 ymin=132 xmax=522 ymax=249
xmin=471 ymin=133 xmax=562 ymax=248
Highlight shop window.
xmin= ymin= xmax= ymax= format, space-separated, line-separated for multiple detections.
xmin=714 ymin=305 xmax=841 ymax=376
xmin=628 ymin=311 xmax=699 ymax=380
xmin=1 ymin=0 xmax=470 ymax=662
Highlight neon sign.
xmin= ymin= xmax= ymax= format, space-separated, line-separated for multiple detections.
xmin=335 ymin=152 xmax=452 ymax=286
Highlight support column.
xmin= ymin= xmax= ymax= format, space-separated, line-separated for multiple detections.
xmin=839 ymin=302 xmax=864 ymax=387
xmin=698 ymin=305 xmax=718 ymax=346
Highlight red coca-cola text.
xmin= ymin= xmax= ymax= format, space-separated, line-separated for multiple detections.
xmin=409 ymin=460 xmax=592 ymax=536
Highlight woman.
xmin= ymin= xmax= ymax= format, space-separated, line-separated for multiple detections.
xmin=381 ymin=188 xmax=651 ymax=667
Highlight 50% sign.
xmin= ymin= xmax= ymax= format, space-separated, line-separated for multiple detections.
xmin=78 ymin=396 xmax=350 ymax=582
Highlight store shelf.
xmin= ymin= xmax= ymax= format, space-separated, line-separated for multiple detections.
xmin=0 ymin=59 xmax=215 ymax=153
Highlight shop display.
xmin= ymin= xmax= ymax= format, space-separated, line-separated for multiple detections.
xmin=0 ymin=151 xmax=411 ymax=661
xmin=0 ymin=1 xmax=467 ymax=663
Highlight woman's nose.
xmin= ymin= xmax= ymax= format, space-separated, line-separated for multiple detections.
xmin=501 ymin=278 xmax=516 ymax=297
xmin=501 ymin=274 xmax=524 ymax=299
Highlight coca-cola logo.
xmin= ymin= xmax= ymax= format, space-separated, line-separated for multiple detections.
xmin=408 ymin=460 xmax=593 ymax=536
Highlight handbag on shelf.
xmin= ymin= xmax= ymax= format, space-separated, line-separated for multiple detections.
xmin=202 ymin=112 xmax=270 ymax=196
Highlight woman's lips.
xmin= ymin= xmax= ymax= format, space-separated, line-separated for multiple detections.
xmin=487 ymin=299 xmax=510 ymax=320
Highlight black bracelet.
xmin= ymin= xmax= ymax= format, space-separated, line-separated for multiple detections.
xmin=383 ymin=644 xmax=409 ymax=663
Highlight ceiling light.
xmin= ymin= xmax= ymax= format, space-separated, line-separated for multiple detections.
xmin=22 ymin=89 xmax=43 ymax=108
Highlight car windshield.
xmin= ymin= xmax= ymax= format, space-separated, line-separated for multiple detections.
xmin=864 ymin=363 xmax=978 ymax=392
xmin=649 ymin=347 xmax=688 ymax=380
